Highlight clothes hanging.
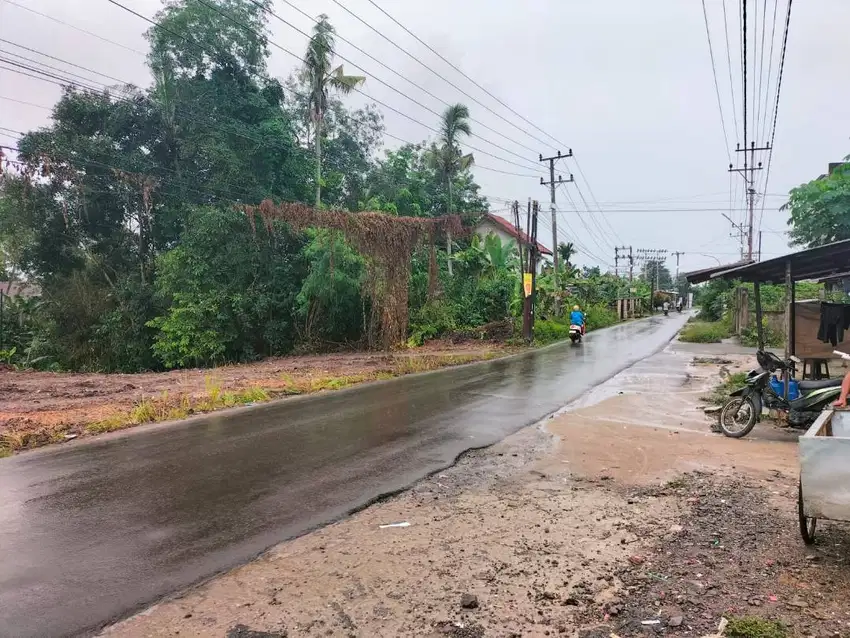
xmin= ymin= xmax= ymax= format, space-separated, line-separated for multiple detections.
xmin=817 ymin=302 xmax=850 ymax=346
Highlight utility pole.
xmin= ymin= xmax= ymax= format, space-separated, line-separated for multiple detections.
xmin=721 ymin=212 xmax=748 ymax=259
xmin=539 ymin=150 xmax=573 ymax=316
xmin=758 ymin=230 xmax=763 ymax=262
xmin=729 ymin=141 xmax=770 ymax=260
xmin=512 ymin=200 xmax=524 ymax=279
xmin=672 ymin=251 xmax=685 ymax=300
xmin=522 ymin=200 xmax=540 ymax=344
xmin=615 ymin=246 xmax=632 ymax=280
xmin=672 ymin=251 xmax=685 ymax=283
xmin=635 ymin=249 xmax=668 ymax=312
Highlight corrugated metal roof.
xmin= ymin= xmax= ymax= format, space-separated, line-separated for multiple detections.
xmin=710 ymin=239 xmax=850 ymax=283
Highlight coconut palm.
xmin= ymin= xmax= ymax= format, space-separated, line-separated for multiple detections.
xmin=558 ymin=241 xmax=576 ymax=269
xmin=303 ymin=15 xmax=365 ymax=207
xmin=427 ymin=104 xmax=474 ymax=275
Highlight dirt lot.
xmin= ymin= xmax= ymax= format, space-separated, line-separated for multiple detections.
xmin=104 ymin=347 xmax=850 ymax=638
xmin=0 ymin=341 xmax=517 ymax=454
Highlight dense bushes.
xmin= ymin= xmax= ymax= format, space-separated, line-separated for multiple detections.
xmin=678 ymin=320 xmax=732 ymax=343
xmin=147 ymin=207 xmax=306 ymax=369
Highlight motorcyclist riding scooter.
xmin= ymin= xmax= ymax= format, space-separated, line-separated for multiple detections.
xmin=569 ymin=305 xmax=585 ymax=344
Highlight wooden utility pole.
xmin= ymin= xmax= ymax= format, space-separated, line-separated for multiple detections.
xmin=540 ymin=150 xmax=573 ymax=316
xmin=522 ymin=200 xmax=540 ymax=344
xmin=729 ymin=141 xmax=770 ymax=260
xmin=512 ymin=200 xmax=524 ymax=280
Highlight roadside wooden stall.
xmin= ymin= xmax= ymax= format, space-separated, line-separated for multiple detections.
xmin=708 ymin=240 xmax=850 ymax=365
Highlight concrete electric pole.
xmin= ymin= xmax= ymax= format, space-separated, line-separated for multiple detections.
xmin=540 ymin=150 xmax=573 ymax=316
xmin=729 ymin=141 xmax=770 ymax=260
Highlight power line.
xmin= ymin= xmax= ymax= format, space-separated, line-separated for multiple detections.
xmin=557 ymin=183 xmax=614 ymax=256
xmin=3 ymin=0 xmax=146 ymax=57
xmin=0 ymin=37 xmax=135 ymax=88
xmin=271 ymin=0 xmax=541 ymax=159
xmin=0 ymin=94 xmax=52 ymax=111
xmin=758 ymin=0 xmax=781 ymax=148
xmin=720 ymin=0 xmax=740 ymax=143
xmin=701 ymin=0 xmax=732 ymax=163
xmin=242 ymin=0 xmax=543 ymax=172
xmin=0 ymin=49 xmax=133 ymax=95
xmin=5 ymin=9 xmax=528 ymax=181
xmin=757 ymin=0 xmax=794 ymax=234
xmin=569 ymin=156 xmax=624 ymax=245
xmin=345 ymin=0 xmax=564 ymax=151
xmin=742 ymin=0 xmax=748 ymax=154
xmin=753 ymin=0 xmax=769 ymax=142
xmin=106 ymin=0 xmax=543 ymax=174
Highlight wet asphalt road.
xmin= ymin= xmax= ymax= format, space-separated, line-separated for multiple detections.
xmin=0 ymin=313 xmax=687 ymax=637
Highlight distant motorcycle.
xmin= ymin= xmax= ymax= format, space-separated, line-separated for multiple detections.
xmin=569 ymin=324 xmax=583 ymax=344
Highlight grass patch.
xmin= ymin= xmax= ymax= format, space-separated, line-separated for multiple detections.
xmin=679 ymin=321 xmax=732 ymax=343
xmin=725 ymin=617 xmax=787 ymax=638
xmin=85 ymin=385 xmax=272 ymax=435
xmin=78 ymin=351 xmax=501 ymax=446
xmin=701 ymin=371 xmax=749 ymax=406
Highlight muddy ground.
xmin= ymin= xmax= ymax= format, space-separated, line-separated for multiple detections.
xmin=105 ymin=347 xmax=850 ymax=638
xmin=0 ymin=341 xmax=516 ymax=452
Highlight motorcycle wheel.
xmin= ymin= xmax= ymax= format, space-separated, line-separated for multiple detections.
xmin=719 ymin=396 xmax=758 ymax=438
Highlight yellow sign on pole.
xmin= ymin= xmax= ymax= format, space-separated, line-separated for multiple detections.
xmin=523 ymin=273 xmax=533 ymax=297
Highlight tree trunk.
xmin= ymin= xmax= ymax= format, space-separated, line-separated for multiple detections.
xmin=446 ymin=178 xmax=453 ymax=277
xmin=315 ymin=115 xmax=322 ymax=208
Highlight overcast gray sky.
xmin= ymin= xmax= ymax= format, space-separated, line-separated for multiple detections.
xmin=2 ymin=0 xmax=848 ymax=273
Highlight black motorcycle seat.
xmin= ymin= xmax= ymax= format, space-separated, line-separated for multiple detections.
xmin=798 ymin=378 xmax=843 ymax=391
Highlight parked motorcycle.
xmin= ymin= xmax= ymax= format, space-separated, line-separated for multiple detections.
xmin=569 ymin=324 xmax=583 ymax=344
xmin=719 ymin=350 xmax=842 ymax=438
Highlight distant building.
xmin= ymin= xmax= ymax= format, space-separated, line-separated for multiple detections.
xmin=0 ymin=281 xmax=41 ymax=299
xmin=473 ymin=213 xmax=553 ymax=273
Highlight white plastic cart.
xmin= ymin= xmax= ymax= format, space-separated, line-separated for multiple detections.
xmin=798 ymin=408 xmax=850 ymax=544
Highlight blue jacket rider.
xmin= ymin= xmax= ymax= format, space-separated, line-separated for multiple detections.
xmin=570 ymin=305 xmax=585 ymax=333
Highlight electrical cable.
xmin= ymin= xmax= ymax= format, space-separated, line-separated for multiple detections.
xmin=720 ymin=0 xmax=740 ymax=143
xmin=169 ymin=0 xmax=545 ymax=173
xmin=268 ymin=0 xmax=542 ymax=159
xmin=0 ymin=37 xmax=135 ymax=88
xmin=701 ymin=0 xmax=733 ymax=163
xmin=757 ymin=0 xmax=793 ymax=234
xmin=338 ymin=0 xmax=563 ymax=152
xmin=3 ymin=0 xmax=146 ymax=56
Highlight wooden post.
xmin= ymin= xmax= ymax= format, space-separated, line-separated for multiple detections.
xmin=754 ymin=280 xmax=764 ymax=350
xmin=789 ymin=281 xmax=797 ymax=357
xmin=784 ymin=260 xmax=792 ymax=398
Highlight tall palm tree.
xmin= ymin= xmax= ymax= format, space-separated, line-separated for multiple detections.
xmin=303 ymin=15 xmax=365 ymax=207
xmin=558 ymin=241 xmax=576 ymax=269
xmin=428 ymin=103 xmax=474 ymax=275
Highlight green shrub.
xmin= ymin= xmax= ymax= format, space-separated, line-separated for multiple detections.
xmin=725 ymin=616 xmax=787 ymax=638
xmin=585 ymin=304 xmax=618 ymax=330
xmin=532 ymin=319 xmax=571 ymax=345
xmin=740 ymin=319 xmax=784 ymax=347
xmin=408 ymin=301 xmax=457 ymax=346
xmin=679 ymin=321 xmax=732 ymax=343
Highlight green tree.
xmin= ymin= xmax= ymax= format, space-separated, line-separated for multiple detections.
xmin=786 ymin=162 xmax=850 ymax=247
xmin=428 ymin=104 xmax=475 ymax=275
xmin=557 ymin=242 xmax=576 ymax=269
xmin=302 ymin=15 xmax=365 ymax=207
xmin=148 ymin=207 xmax=306 ymax=368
